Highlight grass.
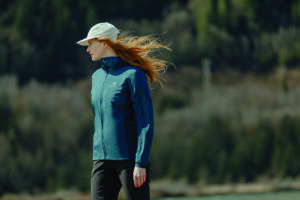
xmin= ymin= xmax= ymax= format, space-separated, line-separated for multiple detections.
xmin=154 ymin=190 xmax=300 ymax=200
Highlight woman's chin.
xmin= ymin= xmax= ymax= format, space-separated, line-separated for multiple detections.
xmin=92 ymin=57 xmax=100 ymax=61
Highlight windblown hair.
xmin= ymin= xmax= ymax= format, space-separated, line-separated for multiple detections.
xmin=96 ymin=32 xmax=171 ymax=85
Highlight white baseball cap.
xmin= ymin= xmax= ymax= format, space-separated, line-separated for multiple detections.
xmin=76 ymin=22 xmax=120 ymax=46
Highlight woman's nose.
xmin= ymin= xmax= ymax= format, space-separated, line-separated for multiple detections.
xmin=87 ymin=48 xmax=90 ymax=53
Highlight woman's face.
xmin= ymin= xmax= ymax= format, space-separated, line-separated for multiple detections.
xmin=87 ymin=39 xmax=106 ymax=61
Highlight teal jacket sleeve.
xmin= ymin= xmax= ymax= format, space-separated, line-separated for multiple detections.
xmin=128 ymin=69 xmax=154 ymax=168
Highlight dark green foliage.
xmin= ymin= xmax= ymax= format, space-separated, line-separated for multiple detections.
xmin=0 ymin=0 xmax=189 ymax=85
xmin=1 ymin=0 xmax=300 ymax=84
xmin=0 ymin=94 xmax=15 ymax=132
xmin=209 ymin=117 xmax=234 ymax=182
xmin=90 ymin=0 xmax=189 ymax=20
xmin=190 ymin=0 xmax=300 ymax=72
xmin=158 ymin=91 xmax=189 ymax=113
xmin=251 ymin=121 xmax=275 ymax=175
xmin=0 ymin=0 xmax=97 ymax=84
xmin=272 ymin=116 xmax=300 ymax=177
xmin=2 ymin=75 xmax=300 ymax=193
xmin=0 ymin=77 xmax=94 ymax=194
xmin=151 ymin=114 xmax=300 ymax=184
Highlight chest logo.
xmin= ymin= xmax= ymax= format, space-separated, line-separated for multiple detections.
xmin=110 ymin=82 xmax=118 ymax=87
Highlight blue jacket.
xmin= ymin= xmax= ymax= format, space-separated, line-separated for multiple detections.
xmin=91 ymin=57 xmax=154 ymax=168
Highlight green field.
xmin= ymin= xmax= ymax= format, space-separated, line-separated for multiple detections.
xmin=154 ymin=191 xmax=300 ymax=200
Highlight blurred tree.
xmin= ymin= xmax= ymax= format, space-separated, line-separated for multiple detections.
xmin=251 ymin=121 xmax=275 ymax=176
xmin=161 ymin=1 xmax=199 ymax=65
xmin=0 ymin=0 xmax=191 ymax=84
xmin=230 ymin=134 xmax=253 ymax=182
xmin=197 ymin=116 xmax=234 ymax=183
xmin=0 ymin=76 xmax=94 ymax=194
xmin=190 ymin=0 xmax=255 ymax=71
xmin=272 ymin=116 xmax=300 ymax=177
xmin=190 ymin=0 xmax=300 ymax=72
xmin=90 ymin=0 xmax=189 ymax=20
xmin=247 ymin=0 xmax=294 ymax=31
xmin=1 ymin=0 xmax=97 ymax=84
xmin=1 ymin=0 xmax=300 ymax=81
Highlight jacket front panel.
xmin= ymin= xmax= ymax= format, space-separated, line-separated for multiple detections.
xmin=91 ymin=57 xmax=154 ymax=167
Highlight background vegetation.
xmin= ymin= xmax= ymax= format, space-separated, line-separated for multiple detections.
xmin=1 ymin=0 xmax=300 ymax=196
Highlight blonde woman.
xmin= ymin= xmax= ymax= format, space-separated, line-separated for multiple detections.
xmin=77 ymin=22 xmax=170 ymax=200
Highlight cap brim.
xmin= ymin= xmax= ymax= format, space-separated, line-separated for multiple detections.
xmin=77 ymin=34 xmax=117 ymax=46
xmin=76 ymin=38 xmax=90 ymax=46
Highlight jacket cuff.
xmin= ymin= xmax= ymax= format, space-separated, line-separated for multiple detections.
xmin=135 ymin=163 xmax=147 ymax=168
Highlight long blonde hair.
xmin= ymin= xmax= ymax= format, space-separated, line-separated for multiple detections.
xmin=97 ymin=32 xmax=171 ymax=84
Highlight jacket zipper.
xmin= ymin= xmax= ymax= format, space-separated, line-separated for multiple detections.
xmin=99 ymin=68 xmax=109 ymax=159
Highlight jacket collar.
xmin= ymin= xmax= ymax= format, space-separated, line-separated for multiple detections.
xmin=99 ymin=57 xmax=128 ymax=71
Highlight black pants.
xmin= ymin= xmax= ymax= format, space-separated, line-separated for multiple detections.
xmin=91 ymin=160 xmax=150 ymax=200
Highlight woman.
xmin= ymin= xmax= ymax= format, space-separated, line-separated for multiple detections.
xmin=77 ymin=22 xmax=170 ymax=200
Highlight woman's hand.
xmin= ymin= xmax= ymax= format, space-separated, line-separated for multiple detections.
xmin=133 ymin=167 xmax=146 ymax=188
